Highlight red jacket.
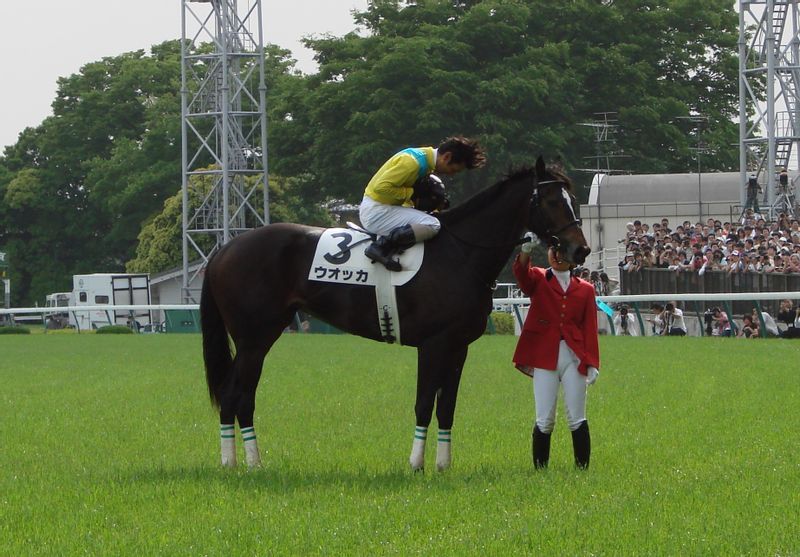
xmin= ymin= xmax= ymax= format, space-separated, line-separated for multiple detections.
xmin=512 ymin=258 xmax=600 ymax=376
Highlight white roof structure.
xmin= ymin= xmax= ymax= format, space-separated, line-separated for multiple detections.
xmin=579 ymin=171 xmax=764 ymax=277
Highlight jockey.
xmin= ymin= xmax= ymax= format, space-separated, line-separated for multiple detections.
xmin=360 ymin=136 xmax=486 ymax=271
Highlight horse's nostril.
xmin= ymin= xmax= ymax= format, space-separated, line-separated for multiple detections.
xmin=575 ymin=246 xmax=591 ymax=264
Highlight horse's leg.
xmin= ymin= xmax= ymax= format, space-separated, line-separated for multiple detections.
xmin=218 ymin=324 xmax=285 ymax=468
xmin=434 ymin=344 xmax=468 ymax=472
xmin=409 ymin=345 xmax=443 ymax=471
xmin=411 ymin=340 xmax=467 ymax=471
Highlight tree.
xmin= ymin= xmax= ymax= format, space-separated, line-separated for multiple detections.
xmin=296 ymin=0 xmax=740 ymax=204
xmin=127 ymin=171 xmax=333 ymax=274
xmin=0 ymin=40 xmax=309 ymax=305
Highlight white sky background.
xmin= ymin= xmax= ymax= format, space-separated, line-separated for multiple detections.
xmin=0 ymin=0 xmax=369 ymax=150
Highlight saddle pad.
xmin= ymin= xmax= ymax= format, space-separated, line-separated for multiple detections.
xmin=308 ymin=228 xmax=424 ymax=287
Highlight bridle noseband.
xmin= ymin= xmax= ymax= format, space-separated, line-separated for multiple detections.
xmin=530 ymin=178 xmax=582 ymax=248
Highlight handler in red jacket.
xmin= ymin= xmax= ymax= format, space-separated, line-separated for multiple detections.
xmin=513 ymin=237 xmax=600 ymax=469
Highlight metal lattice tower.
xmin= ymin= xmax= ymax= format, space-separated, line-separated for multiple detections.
xmin=181 ymin=0 xmax=269 ymax=302
xmin=739 ymin=0 xmax=799 ymax=219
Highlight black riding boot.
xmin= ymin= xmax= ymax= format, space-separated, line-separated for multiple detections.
xmin=571 ymin=420 xmax=591 ymax=470
xmin=532 ymin=425 xmax=552 ymax=469
xmin=388 ymin=224 xmax=417 ymax=251
xmin=365 ymin=236 xmax=401 ymax=271
xmin=364 ymin=224 xmax=416 ymax=272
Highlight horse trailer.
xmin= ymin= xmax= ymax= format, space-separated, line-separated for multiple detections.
xmin=70 ymin=274 xmax=152 ymax=331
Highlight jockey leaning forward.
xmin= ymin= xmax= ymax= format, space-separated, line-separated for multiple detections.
xmin=360 ymin=136 xmax=486 ymax=271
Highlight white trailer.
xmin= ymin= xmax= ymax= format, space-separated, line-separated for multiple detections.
xmin=44 ymin=292 xmax=72 ymax=329
xmin=71 ymin=274 xmax=152 ymax=330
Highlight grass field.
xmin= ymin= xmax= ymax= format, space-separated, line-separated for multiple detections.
xmin=1 ymin=333 xmax=799 ymax=555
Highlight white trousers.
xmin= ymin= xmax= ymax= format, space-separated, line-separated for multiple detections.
xmin=359 ymin=195 xmax=440 ymax=237
xmin=533 ymin=340 xmax=587 ymax=433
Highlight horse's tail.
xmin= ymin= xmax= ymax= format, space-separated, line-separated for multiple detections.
xmin=201 ymin=266 xmax=232 ymax=409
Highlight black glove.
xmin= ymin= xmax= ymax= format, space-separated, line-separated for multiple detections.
xmin=412 ymin=174 xmax=449 ymax=213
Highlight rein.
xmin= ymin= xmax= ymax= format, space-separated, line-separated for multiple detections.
xmin=440 ymin=223 xmax=530 ymax=250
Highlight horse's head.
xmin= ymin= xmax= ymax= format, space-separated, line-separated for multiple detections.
xmin=528 ymin=157 xmax=591 ymax=266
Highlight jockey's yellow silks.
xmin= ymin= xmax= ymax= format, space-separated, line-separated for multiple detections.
xmin=364 ymin=147 xmax=435 ymax=206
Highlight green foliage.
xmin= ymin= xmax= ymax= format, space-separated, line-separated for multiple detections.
xmin=487 ymin=311 xmax=515 ymax=334
xmin=126 ymin=170 xmax=334 ymax=274
xmin=0 ymin=335 xmax=798 ymax=554
xmin=0 ymin=326 xmax=30 ymax=334
xmin=94 ymin=325 xmax=134 ymax=334
xmin=0 ymin=41 xmax=315 ymax=304
xmin=296 ymin=0 xmax=740 ymax=203
xmin=1 ymin=2 xmax=744 ymax=304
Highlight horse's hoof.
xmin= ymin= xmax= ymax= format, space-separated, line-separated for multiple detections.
xmin=436 ymin=462 xmax=451 ymax=472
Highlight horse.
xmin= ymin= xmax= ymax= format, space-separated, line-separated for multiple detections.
xmin=201 ymin=156 xmax=590 ymax=470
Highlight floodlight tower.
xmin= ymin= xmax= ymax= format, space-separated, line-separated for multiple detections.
xmin=181 ymin=0 xmax=270 ymax=302
xmin=739 ymin=0 xmax=800 ymax=219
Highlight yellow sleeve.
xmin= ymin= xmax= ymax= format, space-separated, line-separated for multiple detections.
xmin=365 ymin=153 xmax=420 ymax=205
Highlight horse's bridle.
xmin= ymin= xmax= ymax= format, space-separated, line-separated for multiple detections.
xmin=529 ymin=178 xmax=582 ymax=248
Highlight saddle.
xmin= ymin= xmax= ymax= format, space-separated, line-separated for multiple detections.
xmin=308 ymin=226 xmax=424 ymax=287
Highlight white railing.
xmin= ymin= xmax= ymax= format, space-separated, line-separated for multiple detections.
xmin=0 ymin=304 xmax=199 ymax=315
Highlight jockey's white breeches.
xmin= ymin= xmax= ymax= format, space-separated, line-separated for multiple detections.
xmin=359 ymin=195 xmax=440 ymax=240
xmin=532 ymin=340 xmax=587 ymax=434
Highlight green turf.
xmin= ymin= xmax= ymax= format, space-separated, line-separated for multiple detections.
xmin=1 ymin=334 xmax=798 ymax=555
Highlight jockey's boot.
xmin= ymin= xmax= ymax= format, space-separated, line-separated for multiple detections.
xmin=365 ymin=236 xmax=402 ymax=271
xmin=571 ymin=420 xmax=591 ymax=470
xmin=388 ymin=224 xmax=417 ymax=252
xmin=365 ymin=224 xmax=417 ymax=272
xmin=532 ymin=425 xmax=551 ymax=469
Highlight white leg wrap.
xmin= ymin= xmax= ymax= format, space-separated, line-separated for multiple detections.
xmin=436 ymin=429 xmax=452 ymax=471
xmin=241 ymin=426 xmax=261 ymax=468
xmin=409 ymin=426 xmax=427 ymax=471
xmin=220 ymin=424 xmax=237 ymax=467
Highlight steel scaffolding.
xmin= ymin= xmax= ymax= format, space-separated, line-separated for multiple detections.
xmin=181 ymin=0 xmax=269 ymax=302
xmin=739 ymin=0 xmax=800 ymax=219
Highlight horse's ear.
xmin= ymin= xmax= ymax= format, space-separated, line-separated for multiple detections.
xmin=535 ymin=156 xmax=546 ymax=179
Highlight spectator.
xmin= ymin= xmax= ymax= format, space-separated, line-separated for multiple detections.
xmin=777 ymin=299 xmax=800 ymax=338
xmin=711 ymin=307 xmax=733 ymax=337
xmin=613 ymin=304 xmax=638 ymax=336
xmin=738 ymin=314 xmax=759 ymax=338
xmin=599 ymin=272 xmax=613 ymax=296
xmin=727 ymin=251 xmax=744 ymax=274
xmin=785 ymin=254 xmax=800 ymax=274
xmin=662 ymin=302 xmax=687 ymax=336
xmin=752 ymin=308 xmax=780 ymax=337
xmin=743 ymin=175 xmax=762 ymax=215
xmin=648 ymin=303 xmax=666 ymax=336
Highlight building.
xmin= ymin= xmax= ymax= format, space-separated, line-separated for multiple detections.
xmin=579 ymin=171 xmax=762 ymax=276
xmin=149 ymin=262 xmax=204 ymax=324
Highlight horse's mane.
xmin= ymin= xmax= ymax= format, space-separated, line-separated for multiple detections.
xmin=439 ymin=167 xmax=534 ymax=226
xmin=439 ymin=165 xmax=572 ymax=226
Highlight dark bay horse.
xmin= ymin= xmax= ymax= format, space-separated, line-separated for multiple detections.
xmin=201 ymin=157 xmax=589 ymax=470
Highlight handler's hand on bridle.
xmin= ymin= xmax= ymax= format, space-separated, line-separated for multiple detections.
xmin=520 ymin=232 xmax=536 ymax=255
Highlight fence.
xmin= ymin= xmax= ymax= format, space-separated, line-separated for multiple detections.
xmin=0 ymin=304 xmax=199 ymax=333
xmin=618 ymin=268 xmax=800 ymax=316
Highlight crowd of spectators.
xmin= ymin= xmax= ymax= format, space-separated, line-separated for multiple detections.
xmin=617 ymin=211 xmax=800 ymax=275
xmin=605 ymin=299 xmax=800 ymax=339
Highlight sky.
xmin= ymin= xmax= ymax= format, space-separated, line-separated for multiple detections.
xmin=0 ymin=0 xmax=368 ymax=150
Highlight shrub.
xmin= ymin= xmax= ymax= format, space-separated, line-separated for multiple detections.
xmin=95 ymin=325 xmax=134 ymax=335
xmin=0 ymin=326 xmax=31 ymax=335
xmin=487 ymin=312 xmax=515 ymax=335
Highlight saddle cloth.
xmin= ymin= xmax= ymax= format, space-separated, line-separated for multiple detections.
xmin=308 ymin=228 xmax=424 ymax=287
